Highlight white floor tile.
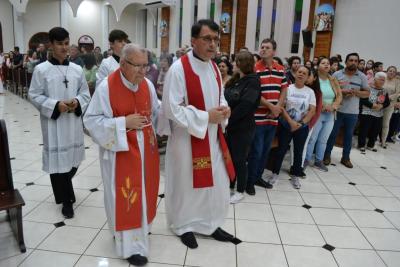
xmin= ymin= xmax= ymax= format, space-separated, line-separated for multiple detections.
xmin=185 ymin=238 xmax=236 ymax=266
xmin=284 ymin=245 xmax=337 ymax=267
xmin=85 ymin=230 xmax=119 ymax=258
xmin=23 ymin=221 xmax=54 ymax=248
xmin=151 ymin=213 xmax=174 ymax=236
xmin=234 ymin=202 xmax=273 ymax=221
xmin=377 ymin=250 xmax=400 ymax=267
xmin=334 ymin=195 xmax=376 ymax=210
xmin=38 ymin=226 xmax=99 ymax=254
xmin=237 ymin=243 xmax=287 ymax=267
xmin=319 ymin=225 xmax=372 ymax=249
xmin=0 ymin=249 xmax=32 ymax=267
xmin=148 ymin=235 xmax=186 ymax=265
xmin=24 ymin=202 xmax=65 ymax=223
xmin=80 ymin=191 xmax=104 ymax=207
xmin=277 ymin=222 xmax=325 ymax=246
xmin=356 ymin=184 xmax=394 ymax=197
xmin=301 ymin=193 xmax=341 ymax=208
xmin=19 ymin=249 xmax=80 ymax=267
xmin=268 ymin=191 xmax=305 ymax=206
xmin=20 ymin=185 xmax=53 ymax=202
xmin=75 ymin=256 xmax=129 ymax=267
xmin=325 ymin=183 xmax=362 ymax=195
xmin=235 ymin=220 xmax=280 ymax=244
xmin=384 ymin=211 xmax=400 ymax=229
xmin=65 ymin=206 xmax=107 ymax=228
xmin=310 ymin=208 xmax=354 ymax=227
xmin=272 ymin=205 xmax=314 ymax=224
xmin=12 ymin=170 xmax=45 ymax=183
xmin=0 ymin=231 xmax=25 ymax=260
xmin=360 ymin=227 xmax=400 ymax=251
xmin=366 ymin=196 xmax=400 ymax=211
xmin=298 ymin=181 xmax=330 ymax=194
xmin=333 ymin=249 xmax=386 ymax=267
xmin=346 ymin=210 xmax=394 ymax=228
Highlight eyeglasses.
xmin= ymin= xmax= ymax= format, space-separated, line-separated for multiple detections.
xmin=124 ymin=58 xmax=150 ymax=71
xmin=197 ymin=35 xmax=220 ymax=44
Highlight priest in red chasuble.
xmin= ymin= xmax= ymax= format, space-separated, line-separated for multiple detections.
xmin=158 ymin=19 xmax=237 ymax=249
xmin=84 ymin=44 xmax=160 ymax=266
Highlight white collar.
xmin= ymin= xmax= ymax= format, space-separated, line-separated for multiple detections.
xmin=119 ymin=71 xmax=138 ymax=92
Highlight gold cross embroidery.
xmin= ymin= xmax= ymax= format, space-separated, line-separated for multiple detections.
xmin=193 ymin=157 xmax=212 ymax=170
xmin=121 ymin=176 xmax=137 ymax=212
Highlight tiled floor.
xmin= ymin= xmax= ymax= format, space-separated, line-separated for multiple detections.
xmin=1 ymin=91 xmax=400 ymax=266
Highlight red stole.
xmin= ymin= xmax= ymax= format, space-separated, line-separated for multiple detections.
xmin=108 ymin=69 xmax=160 ymax=231
xmin=181 ymin=54 xmax=235 ymax=188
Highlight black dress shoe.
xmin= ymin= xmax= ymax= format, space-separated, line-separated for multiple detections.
xmin=180 ymin=232 xmax=198 ymax=249
xmin=255 ymin=179 xmax=273 ymax=189
xmin=127 ymin=254 xmax=148 ymax=266
xmin=245 ymin=185 xmax=255 ymax=195
xmin=289 ymin=167 xmax=306 ymax=178
xmin=211 ymin=227 xmax=234 ymax=242
xmin=62 ymin=203 xmax=74 ymax=219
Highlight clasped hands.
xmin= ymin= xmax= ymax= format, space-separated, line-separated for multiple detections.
xmin=208 ymin=106 xmax=231 ymax=124
xmin=126 ymin=114 xmax=150 ymax=130
xmin=58 ymin=98 xmax=79 ymax=113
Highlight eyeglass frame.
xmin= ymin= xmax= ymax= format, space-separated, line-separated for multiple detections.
xmin=196 ymin=35 xmax=220 ymax=44
xmin=124 ymin=58 xmax=150 ymax=71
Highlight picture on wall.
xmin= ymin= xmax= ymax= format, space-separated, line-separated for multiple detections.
xmin=314 ymin=3 xmax=335 ymax=31
xmin=160 ymin=20 xmax=168 ymax=37
xmin=220 ymin=12 xmax=231 ymax=34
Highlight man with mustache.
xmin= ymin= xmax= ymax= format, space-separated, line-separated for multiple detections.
xmin=158 ymin=19 xmax=236 ymax=249
xmin=29 ymin=27 xmax=90 ymax=219
xmin=323 ymin=52 xmax=370 ymax=168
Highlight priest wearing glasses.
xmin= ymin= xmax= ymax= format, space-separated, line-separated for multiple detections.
xmin=29 ymin=27 xmax=90 ymax=219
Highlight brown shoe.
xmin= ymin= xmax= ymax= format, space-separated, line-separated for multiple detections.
xmin=323 ymin=156 xmax=331 ymax=166
xmin=340 ymin=158 xmax=353 ymax=168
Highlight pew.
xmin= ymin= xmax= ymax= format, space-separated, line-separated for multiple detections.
xmin=0 ymin=119 xmax=26 ymax=253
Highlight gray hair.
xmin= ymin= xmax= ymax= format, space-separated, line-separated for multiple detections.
xmin=121 ymin=43 xmax=146 ymax=59
xmin=375 ymin=71 xmax=387 ymax=80
xmin=70 ymin=44 xmax=79 ymax=50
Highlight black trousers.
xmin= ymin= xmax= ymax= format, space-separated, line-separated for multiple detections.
xmin=226 ymin=129 xmax=255 ymax=193
xmin=358 ymin=114 xmax=383 ymax=148
xmin=388 ymin=113 xmax=400 ymax=140
xmin=50 ymin=167 xmax=78 ymax=204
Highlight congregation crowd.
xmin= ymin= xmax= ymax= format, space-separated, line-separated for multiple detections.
xmin=0 ymin=18 xmax=399 ymax=266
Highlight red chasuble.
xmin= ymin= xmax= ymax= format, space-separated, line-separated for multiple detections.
xmin=108 ymin=69 xmax=160 ymax=231
xmin=181 ymin=54 xmax=235 ymax=188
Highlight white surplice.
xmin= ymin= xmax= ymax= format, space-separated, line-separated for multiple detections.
xmin=158 ymin=51 xmax=230 ymax=236
xmin=96 ymin=55 xmax=119 ymax=88
xmin=83 ymin=72 xmax=159 ymax=258
xmin=29 ymin=61 xmax=90 ymax=174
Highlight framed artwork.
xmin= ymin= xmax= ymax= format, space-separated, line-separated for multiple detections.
xmin=220 ymin=12 xmax=231 ymax=34
xmin=314 ymin=3 xmax=335 ymax=31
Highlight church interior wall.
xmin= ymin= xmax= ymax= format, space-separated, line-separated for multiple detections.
xmin=0 ymin=0 xmax=17 ymax=52
xmin=108 ymin=4 xmax=139 ymax=49
xmin=331 ymin=0 xmax=400 ymax=67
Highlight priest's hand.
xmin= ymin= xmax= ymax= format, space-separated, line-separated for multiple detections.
xmin=208 ymin=108 xmax=226 ymax=124
xmin=218 ymin=106 xmax=231 ymax=119
xmin=65 ymin=98 xmax=79 ymax=111
xmin=58 ymin=101 xmax=70 ymax=113
xmin=126 ymin=114 xmax=148 ymax=130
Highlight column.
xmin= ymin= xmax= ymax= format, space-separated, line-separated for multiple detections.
xmin=273 ymin=0 xmax=295 ymax=57
xmin=197 ymin=0 xmax=211 ymax=20
xmin=259 ymin=0 xmax=274 ymax=43
xmin=245 ymin=0 xmax=258 ymax=51
xmin=60 ymin=0 xmax=69 ymax=28
xmin=181 ymin=0 xmax=194 ymax=47
xmin=298 ymin=0 xmax=311 ymax=58
xmin=101 ymin=2 xmax=109 ymax=51
xmin=169 ymin=1 xmax=180 ymax=54
xmin=13 ymin=7 xmax=24 ymax=52
xmin=146 ymin=9 xmax=156 ymax=52
xmin=214 ymin=0 xmax=222 ymax=25
xmin=230 ymin=0 xmax=238 ymax=55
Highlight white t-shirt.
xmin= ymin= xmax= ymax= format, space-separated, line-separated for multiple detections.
xmin=286 ymin=84 xmax=316 ymax=122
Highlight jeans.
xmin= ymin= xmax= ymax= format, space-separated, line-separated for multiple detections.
xmin=227 ymin=129 xmax=255 ymax=193
xmin=306 ymin=112 xmax=335 ymax=162
xmin=272 ymin=123 xmax=309 ymax=176
xmin=388 ymin=112 xmax=400 ymax=139
xmin=358 ymin=114 xmax=383 ymax=148
xmin=324 ymin=112 xmax=358 ymax=160
xmin=247 ymin=124 xmax=277 ymax=187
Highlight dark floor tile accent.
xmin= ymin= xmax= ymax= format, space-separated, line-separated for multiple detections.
xmin=380 ymin=166 xmax=387 ymax=169
xmin=90 ymin=188 xmax=99 ymax=192
xmin=34 ymin=115 xmax=38 ymax=116
xmin=158 ymin=193 xmax=165 ymax=198
xmin=24 ymin=130 xmax=30 ymax=133
xmin=10 ymin=157 xmax=16 ymax=160
xmin=375 ymin=208 xmax=384 ymax=213
xmin=349 ymin=182 xmax=356 ymax=186
xmin=54 ymin=221 xmax=66 ymax=228
xmin=26 ymin=182 xmax=35 ymax=186
xmin=322 ymin=244 xmax=335 ymax=251
xmin=231 ymin=237 xmax=242 ymax=245
xmin=39 ymin=144 xmax=43 ymax=146
xmin=13 ymin=120 xmax=18 ymax=122
xmin=361 ymin=152 xmax=366 ymax=155
xmin=302 ymin=204 xmax=312 ymax=209
xmin=148 ymin=232 xmax=152 ymax=235
xmin=330 ymin=163 xmax=336 ymax=166
xmin=85 ymin=146 xmax=90 ymax=149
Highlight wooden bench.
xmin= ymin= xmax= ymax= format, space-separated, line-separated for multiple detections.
xmin=0 ymin=119 xmax=26 ymax=253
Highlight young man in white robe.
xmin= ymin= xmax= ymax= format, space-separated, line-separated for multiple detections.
xmin=29 ymin=27 xmax=90 ymax=218
xmin=158 ymin=19 xmax=237 ymax=249
xmin=96 ymin=29 xmax=128 ymax=87
xmin=84 ymin=44 xmax=160 ymax=266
